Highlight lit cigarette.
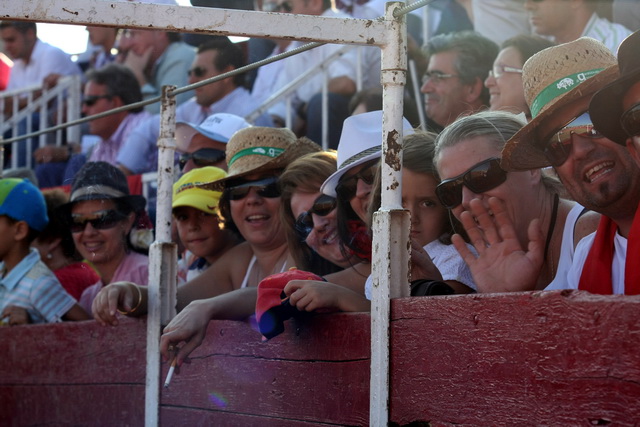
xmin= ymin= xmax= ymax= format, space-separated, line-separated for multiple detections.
xmin=164 ymin=357 xmax=177 ymax=388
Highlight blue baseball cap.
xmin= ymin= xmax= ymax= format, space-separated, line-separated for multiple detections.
xmin=0 ymin=178 xmax=48 ymax=231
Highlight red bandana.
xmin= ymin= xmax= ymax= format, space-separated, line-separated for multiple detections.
xmin=578 ymin=204 xmax=640 ymax=295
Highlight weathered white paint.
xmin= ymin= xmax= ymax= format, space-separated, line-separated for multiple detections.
xmin=370 ymin=3 xmax=411 ymax=426
xmin=145 ymin=87 xmax=178 ymax=427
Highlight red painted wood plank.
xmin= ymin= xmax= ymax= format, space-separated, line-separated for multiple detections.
xmin=0 ymin=385 xmax=144 ymax=427
xmin=389 ymin=291 xmax=640 ymax=426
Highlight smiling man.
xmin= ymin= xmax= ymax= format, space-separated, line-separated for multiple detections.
xmin=420 ymin=31 xmax=498 ymax=132
xmin=501 ymin=37 xmax=640 ymax=294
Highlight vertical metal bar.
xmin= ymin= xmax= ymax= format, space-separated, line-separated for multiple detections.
xmin=356 ymin=46 xmax=363 ymax=91
xmin=11 ymin=96 xmax=18 ymax=170
xmin=409 ymin=59 xmax=426 ymax=130
xmin=67 ymin=76 xmax=82 ymax=146
xmin=56 ymin=91 xmax=63 ymax=147
xmin=321 ymin=71 xmax=329 ymax=151
xmin=370 ymin=2 xmax=410 ymax=426
xmin=285 ymin=97 xmax=292 ymax=130
xmin=145 ymin=85 xmax=178 ymax=427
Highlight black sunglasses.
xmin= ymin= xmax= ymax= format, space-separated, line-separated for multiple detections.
xmin=187 ymin=66 xmax=208 ymax=78
xmin=179 ymin=148 xmax=226 ymax=171
xmin=70 ymin=209 xmax=128 ymax=233
xmin=543 ymin=123 xmax=604 ymax=167
xmin=82 ymin=94 xmax=112 ymax=107
xmin=621 ymin=102 xmax=640 ymax=138
xmin=335 ymin=160 xmax=378 ymax=201
xmin=295 ymin=194 xmax=337 ymax=239
xmin=435 ymin=158 xmax=507 ymax=209
xmin=226 ymin=176 xmax=281 ymax=201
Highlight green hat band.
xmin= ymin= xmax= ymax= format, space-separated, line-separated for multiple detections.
xmin=228 ymin=146 xmax=285 ymax=167
xmin=530 ymin=68 xmax=604 ymax=117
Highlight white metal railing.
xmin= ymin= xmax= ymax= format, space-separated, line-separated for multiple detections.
xmin=0 ymin=75 xmax=81 ymax=170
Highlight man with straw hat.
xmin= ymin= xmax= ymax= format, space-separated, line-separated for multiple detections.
xmin=468 ymin=37 xmax=640 ymax=295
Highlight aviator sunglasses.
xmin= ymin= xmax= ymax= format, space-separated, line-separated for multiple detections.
xmin=295 ymin=194 xmax=337 ymax=239
xmin=335 ymin=160 xmax=378 ymax=201
xmin=435 ymin=157 xmax=507 ymax=209
xmin=543 ymin=113 xmax=604 ymax=167
xmin=70 ymin=209 xmax=128 ymax=233
xmin=227 ymin=176 xmax=281 ymax=201
xmin=621 ymin=102 xmax=640 ymax=137
xmin=179 ymin=148 xmax=226 ymax=171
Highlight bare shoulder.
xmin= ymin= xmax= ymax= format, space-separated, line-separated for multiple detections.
xmin=574 ymin=210 xmax=601 ymax=247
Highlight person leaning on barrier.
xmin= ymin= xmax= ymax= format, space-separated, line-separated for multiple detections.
xmin=434 ymin=110 xmax=599 ymax=293
xmin=468 ymin=37 xmax=640 ymax=295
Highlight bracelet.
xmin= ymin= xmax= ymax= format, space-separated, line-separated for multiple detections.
xmin=117 ymin=284 xmax=143 ymax=315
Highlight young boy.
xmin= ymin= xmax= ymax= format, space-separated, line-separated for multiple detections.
xmin=0 ymin=178 xmax=89 ymax=325
xmin=172 ymin=167 xmax=241 ymax=282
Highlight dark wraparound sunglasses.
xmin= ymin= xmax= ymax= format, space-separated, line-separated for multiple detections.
xmin=179 ymin=148 xmax=226 ymax=171
xmin=295 ymin=194 xmax=337 ymax=239
xmin=70 ymin=210 xmax=128 ymax=233
xmin=82 ymin=95 xmax=112 ymax=107
xmin=227 ymin=176 xmax=281 ymax=201
xmin=187 ymin=66 xmax=208 ymax=78
xmin=621 ymin=102 xmax=640 ymax=138
xmin=435 ymin=158 xmax=507 ymax=209
xmin=335 ymin=160 xmax=378 ymax=201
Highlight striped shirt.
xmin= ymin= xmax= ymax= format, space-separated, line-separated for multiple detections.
xmin=0 ymin=249 xmax=76 ymax=324
xmin=582 ymin=13 xmax=632 ymax=56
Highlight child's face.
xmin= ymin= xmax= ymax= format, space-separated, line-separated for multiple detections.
xmin=173 ymin=206 xmax=225 ymax=262
xmin=0 ymin=216 xmax=19 ymax=260
xmin=70 ymin=199 xmax=133 ymax=268
xmin=402 ymin=169 xmax=448 ymax=247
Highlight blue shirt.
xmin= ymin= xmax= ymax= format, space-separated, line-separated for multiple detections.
xmin=0 ymin=249 xmax=76 ymax=324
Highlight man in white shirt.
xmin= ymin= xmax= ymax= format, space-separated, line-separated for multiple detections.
xmin=524 ymin=0 xmax=631 ymax=55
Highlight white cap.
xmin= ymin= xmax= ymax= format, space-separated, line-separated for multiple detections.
xmin=176 ymin=113 xmax=251 ymax=150
xmin=320 ymin=110 xmax=414 ymax=197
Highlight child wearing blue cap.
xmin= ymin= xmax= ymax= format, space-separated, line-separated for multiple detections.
xmin=0 ymin=179 xmax=89 ymax=325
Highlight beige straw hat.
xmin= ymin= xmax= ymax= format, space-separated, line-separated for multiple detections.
xmin=501 ymin=37 xmax=618 ymax=171
xmin=197 ymin=127 xmax=320 ymax=191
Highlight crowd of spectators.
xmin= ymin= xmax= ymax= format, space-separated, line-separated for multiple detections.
xmin=0 ymin=0 xmax=639 ymax=384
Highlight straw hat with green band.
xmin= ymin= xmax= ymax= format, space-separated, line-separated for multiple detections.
xmin=197 ymin=126 xmax=321 ymax=192
xmin=501 ymin=37 xmax=618 ymax=171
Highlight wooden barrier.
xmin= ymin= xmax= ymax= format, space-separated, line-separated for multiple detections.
xmin=1 ymin=291 xmax=639 ymax=426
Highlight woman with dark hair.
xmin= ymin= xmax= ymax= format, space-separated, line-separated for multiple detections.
xmin=32 ymin=189 xmax=99 ymax=300
xmin=59 ymin=161 xmax=149 ymax=314
xmin=484 ymin=34 xmax=555 ymax=118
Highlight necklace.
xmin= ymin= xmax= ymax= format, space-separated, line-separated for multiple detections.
xmin=543 ymin=193 xmax=560 ymax=277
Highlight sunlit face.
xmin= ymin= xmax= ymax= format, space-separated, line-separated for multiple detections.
xmin=290 ymin=191 xmax=354 ymax=268
xmin=70 ymin=199 xmax=134 ymax=270
xmin=622 ymin=80 xmax=640 ymax=167
xmin=485 ymin=47 xmax=528 ymax=115
xmin=188 ymin=50 xmax=231 ymax=107
xmin=173 ymin=206 xmax=225 ymax=263
xmin=229 ymin=173 xmax=286 ymax=249
xmin=420 ymin=51 xmax=470 ymax=127
xmin=86 ymin=26 xmax=115 ymax=48
xmin=82 ymin=81 xmax=119 ymax=140
xmin=436 ymin=137 xmax=539 ymax=247
xmin=538 ymin=98 xmax=640 ymax=215
xmin=402 ymin=169 xmax=448 ymax=247
xmin=0 ymin=27 xmax=35 ymax=61
xmin=339 ymin=161 xmax=375 ymax=222
xmin=524 ymin=0 xmax=573 ymax=39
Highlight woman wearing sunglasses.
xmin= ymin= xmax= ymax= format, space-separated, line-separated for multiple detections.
xmin=92 ymin=128 xmax=320 ymax=359
xmin=434 ymin=111 xmax=599 ymax=292
xmin=59 ymin=162 xmax=149 ymax=315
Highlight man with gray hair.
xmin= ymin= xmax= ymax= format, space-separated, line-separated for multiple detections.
xmin=420 ymin=31 xmax=498 ymax=132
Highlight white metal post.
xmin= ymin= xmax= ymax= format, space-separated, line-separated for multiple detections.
xmin=145 ymin=86 xmax=178 ymax=427
xmin=370 ymin=2 xmax=410 ymax=426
